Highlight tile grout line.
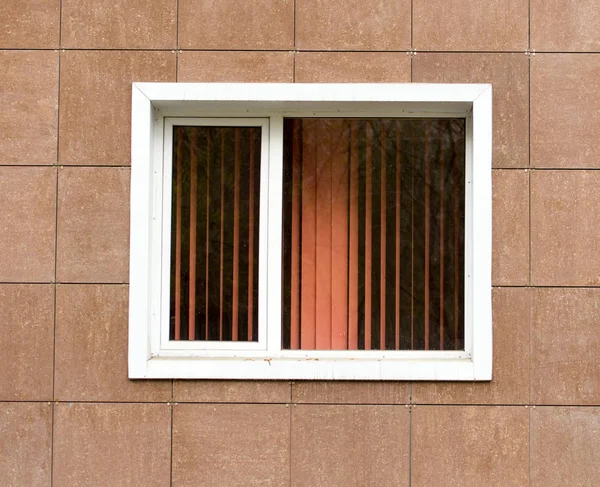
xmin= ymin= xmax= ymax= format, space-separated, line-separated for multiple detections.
xmin=50 ymin=1 xmax=63 ymax=483
xmin=175 ymin=0 xmax=179 ymax=82
xmin=170 ymin=402 xmax=174 ymax=487
xmin=289 ymin=382 xmax=292 ymax=487
xmin=408 ymin=382 xmax=412 ymax=487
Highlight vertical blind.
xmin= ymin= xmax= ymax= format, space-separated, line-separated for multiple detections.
xmin=281 ymin=118 xmax=466 ymax=351
xmin=170 ymin=126 xmax=261 ymax=342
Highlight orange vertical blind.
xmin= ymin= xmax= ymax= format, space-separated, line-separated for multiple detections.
xmin=282 ymin=118 xmax=466 ymax=351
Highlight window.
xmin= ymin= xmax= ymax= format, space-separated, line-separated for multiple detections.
xmin=129 ymin=83 xmax=492 ymax=380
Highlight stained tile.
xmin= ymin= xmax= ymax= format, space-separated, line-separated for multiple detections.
xmin=412 ymin=53 xmax=529 ymax=168
xmin=295 ymin=52 xmax=411 ymax=82
xmin=0 ymin=51 xmax=58 ymax=165
xmin=492 ymin=169 xmax=529 ymax=285
xmin=53 ymin=403 xmax=171 ymax=487
xmin=178 ymin=0 xmax=294 ymax=50
xmin=296 ymin=0 xmax=411 ymax=51
xmin=291 ymin=405 xmax=409 ymax=487
xmin=59 ymin=50 xmax=175 ymax=166
xmin=0 ymin=402 xmax=52 ymax=487
xmin=0 ymin=0 xmax=59 ymax=48
xmin=55 ymin=284 xmax=171 ymax=402
xmin=173 ymin=404 xmax=289 ymax=486
xmin=531 ymin=407 xmax=600 ymax=487
xmin=413 ymin=0 xmax=528 ymax=51
xmin=412 ymin=288 xmax=529 ymax=405
xmin=0 ymin=285 xmax=53 ymax=401
xmin=531 ymin=54 xmax=600 ymax=168
xmin=174 ymin=380 xmax=290 ymax=403
xmin=531 ymin=0 xmax=600 ymax=52
xmin=61 ymin=0 xmax=176 ymax=48
xmin=0 ymin=167 xmax=56 ymax=282
xmin=411 ymin=406 xmax=529 ymax=487
xmin=531 ymin=170 xmax=600 ymax=286
xmin=292 ymin=381 xmax=409 ymax=404
xmin=56 ymin=167 xmax=130 ymax=283
xmin=178 ymin=51 xmax=293 ymax=82
xmin=531 ymin=288 xmax=600 ymax=405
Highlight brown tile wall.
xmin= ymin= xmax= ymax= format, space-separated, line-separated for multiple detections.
xmin=1 ymin=2 xmax=598 ymax=485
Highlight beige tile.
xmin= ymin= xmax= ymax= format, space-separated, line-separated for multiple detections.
xmin=413 ymin=288 xmax=529 ymax=405
xmin=0 ymin=402 xmax=52 ymax=487
xmin=173 ymin=404 xmax=289 ymax=486
xmin=56 ymin=167 xmax=130 ymax=283
xmin=0 ymin=0 xmax=59 ymax=48
xmin=531 ymin=0 xmax=600 ymax=52
xmin=0 ymin=167 xmax=56 ymax=282
xmin=178 ymin=51 xmax=293 ymax=82
xmin=55 ymin=284 xmax=171 ymax=402
xmin=531 ymin=171 xmax=600 ymax=286
xmin=296 ymin=0 xmax=410 ymax=51
xmin=412 ymin=406 xmax=529 ymax=487
xmin=178 ymin=0 xmax=293 ymax=50
xmin=413 ymin=0 xmax=528 ymax=51
xmin=531 ymin=407 xmax=600 ymax=487
xmin=531 ymin=288 xmax=600 ymax=405
xmin=295 ymin=52 xmax=411 ymax=83
xmin=59 ymin=50 xmax=176 ymax=166
xmin=531 ymin=54 xmax=600 ymax=168
xmin=0 ymin=51 xmax=58 ymax=165
xmin=292 ymin=381 xmax=409 ymax=404
xmin=61 ymin=0 xmax=176 ymax=48
xmin=174 ymin=380 xmax=290 ymax=403
xmin=291 ymin=405 xmax=409 ymax=487
xmin=53 ymin=403 xmax=171 ymax=487
xmin=413 ymin=53 xmax=529 ymax=168
xmin=492 ymin=170 xmax=529 ymax=285
xmin=0 ymin=285 xmax=53 ymax=401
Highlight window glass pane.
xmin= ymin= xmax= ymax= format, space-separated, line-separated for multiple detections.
xmin=170 ymin=126 xmax=261 ymax=341
xmin=282 ymin=118 xmax=465 ymax=351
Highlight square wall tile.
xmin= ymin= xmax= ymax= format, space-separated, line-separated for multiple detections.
xmin=531 ymin=288 xmax=600 ymax=405
xmin=531 ymin=407 xmax=600 ymax=487
xmin=178 ymin=51 xmax=293 ymax=82
xmin=291 ymin=405 xmax=409 ymax=487
xmin=0 ymin=0 xmax=59 ymax=48
xmin=0 ymin=402 xmax=52 ymax=487
xmin=296 ymin=0 xmax=411 ymax=51
xmin=55 ymin=284 xmax=171 ymax=402
xmin=412 ymin=53 xmax=529 ymax=168
xmin=0 ymin=285 xmax=53 ymax=401
xmin=492 ymin=169 xmax=529 ymax=285
xmin=0 ymin=51 xmax=58 ymax=165
xmin=61 ymin=0 xmax=176 ymax=48
xmin=531 ymin=0 xmax=600 ymax=52
xmin=59 ymin=50 xmax=175 ymax=166
xmin=0 ymin=167 xmax=56 ymax=282
xmin=178 ymin=0 xmax=293 ymax=50
xmin=413 ymin=0 xmax=528 ymax=51
xmin=53 ymin=403 xmax=171 ymax=487
xmin=531 ymin=170 xmax=600 ymax=286
xmin=57 ymin=167 xmax=130 ymax=283
xmin=412 ymin=406 xmax=529 ymax=487
xmin=531 ymin=54 xmax=600 ymax=168
xmin=174 ymin=380 xmax=290 ymax=403
xmin=295 ymin=52 xmax=411 ymax=83
xmin=412 ymin=288 xmax=529 ymax=405
xmin=292 ymin=381 xmax=409 ymax=404
xmin=173 ymin=404 xmax=290 ymax=486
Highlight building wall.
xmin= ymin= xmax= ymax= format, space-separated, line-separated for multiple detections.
xmin=1 ymin=1 xmax=599 ymax=485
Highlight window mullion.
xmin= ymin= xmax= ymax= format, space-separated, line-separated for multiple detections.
xmin=265 ymin=115 xmax=284 ymax=353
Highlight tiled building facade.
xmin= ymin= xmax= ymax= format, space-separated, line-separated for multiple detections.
xmin=1 ymin=1 xmax=599 ymax=485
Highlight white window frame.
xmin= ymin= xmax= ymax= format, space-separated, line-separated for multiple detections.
xmin=129 ymin=83 xmax=492 ymax=381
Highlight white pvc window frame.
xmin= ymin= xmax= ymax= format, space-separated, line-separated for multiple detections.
xmin=129 ymin=83 xmax=492 ymax=381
